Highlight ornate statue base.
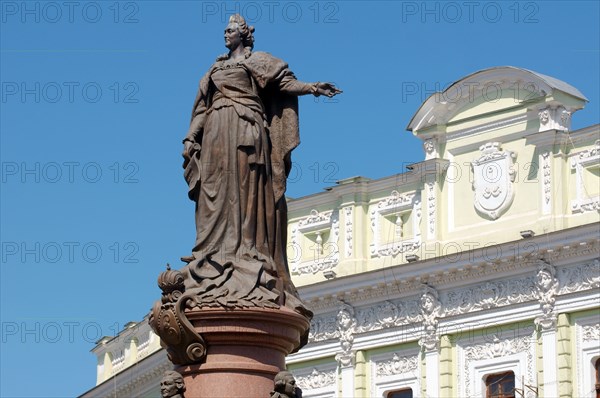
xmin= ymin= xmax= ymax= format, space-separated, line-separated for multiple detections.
xmin=174 ymin=306 xmax=309 ymax=398
xmin=149 ymin=263 xmax=311 ymax=397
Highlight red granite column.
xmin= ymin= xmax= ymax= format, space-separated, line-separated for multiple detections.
xmin=174 ymin=307 xmax=310 ymax=398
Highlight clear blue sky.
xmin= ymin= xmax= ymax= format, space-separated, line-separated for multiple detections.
xmin=1 ymin=1 xmax=598 ymax=397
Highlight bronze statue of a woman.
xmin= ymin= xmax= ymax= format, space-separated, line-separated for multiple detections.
xmin=179 ymin=14 xmax=341 ymax=314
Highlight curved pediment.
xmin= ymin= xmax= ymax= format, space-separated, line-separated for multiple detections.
xmin=407 ymin=66 xmax=587 ymax=133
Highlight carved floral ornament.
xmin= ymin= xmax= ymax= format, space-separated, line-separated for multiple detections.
xmin=582 ymin=324 xmax=600 ymax=342
xmin=306 ymin=259 xmax=598 ymax=343
xmin=471 ymin=142 xmax=517 ymax=220
xmin=294 ymin=368 xmax=336 ymax=390
xmin=376 ymin=353 xmax=419 ymax=377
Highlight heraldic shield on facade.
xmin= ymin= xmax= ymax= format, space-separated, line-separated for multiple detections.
xmin=471 ymin=142 xmax=517 ymax=220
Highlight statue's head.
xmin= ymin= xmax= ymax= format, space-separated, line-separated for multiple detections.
xmin=536 ymin=262 xmax=556 ymax=291
xmin=224 ymin=14 xmax=255 ymax=50
xmin=420 ymin=285 xmax=439 ymax=314
xmin=273 ymin=371 xmax=297 ymax=397
xmin=336 ymin=302 xmax=355 ymax=330
xmin=160 ymin=370 xmax=186 ymax=398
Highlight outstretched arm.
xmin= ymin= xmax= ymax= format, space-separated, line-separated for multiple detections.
xmin=278 ymin=71 xmax=342 ymax=98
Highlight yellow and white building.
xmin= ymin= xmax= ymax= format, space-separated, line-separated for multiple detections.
xmin=81 ymin=67 xmax=600 ymax=398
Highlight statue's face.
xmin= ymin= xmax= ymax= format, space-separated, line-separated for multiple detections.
xmin=338 ymin=310 xmax=351 ymax=329
xmin=422 ymin=293 xmax=434 ymax=313
xmin=538 ymin=270 xmax=552 ymax=290
xmin=224 ymin=22 xmax=242 ymax=50
xmin=283 ymin=374 xmax=297 ymax=397
xmin=160 ymin=377 xmax=178 ymax=398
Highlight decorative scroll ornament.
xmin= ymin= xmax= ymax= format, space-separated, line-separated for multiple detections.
xmin=558 ymin=259 xmax=600 ymax=294
xmin=149 ymin=264 xmax=207 ymax=365
xmin=308 ymin=314 xmax=339 ymax=342
xmin=376 ymin=353 xmax=419 ymax=376
xmin=418 ymin=284 xmax=442 ymax=351
xmin=534 ymin=261 xmax=559 ymax=330
xmin=582 ymin=324 xmax=600 ymax=342
xmin=538 ymin=106 xmax=571 ymax=132
xmin=335 ymin=301 xmax=357 ymax=367
xmin=295 ymin=368 xmax=336 ymax=390
xmin=471 ymin=142 xmax=516 ymax=220
xmin=464 ymin=335 xmax=531 ymax=361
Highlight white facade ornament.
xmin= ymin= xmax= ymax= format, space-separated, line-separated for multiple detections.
xmin=444 ymin=275 xmax=536 ymax=316
xmin=308 ymin=314 xmax=339 ymax=343
xmin=570 ymin=140 xmax=600 ymax=213
xmin=538 ymin=105 xmax=571 ymax=132
xmin=582 ymin=324 xmax=600 ymax=342
xmin=295 ymin=368 xmax=337 ymax=390
xmin=426 ymin=182 xmax=436 ymax=238
xmin=461 ymin=335 xmax=535 ymax=398
xmin=354 ymin=299 xmax=421 ymax=334
xmin=292 ymin=209 xmax=340 ymax=275
xmin=344 ymin=206 xmax=353 ymax=257
xmin=558 ymin=259 xmax=600 ymax=293
xmin=534 ymin=261 xmax=559 ymax=330
xmin=298 ymin=209 xmax=332 ymax=228
xmin=541 ymin=151 xmax=552 ymax=214
xmin=464 ymin=335 xmax=531 ymax=361
xmin=376 ymin=353 xmax=419 ymax=377
xmin=335 ymin=301 xmax=357 ymax=367
xmin=370 ymin=191 xmax=421 ymax=257
xmin=471 ymin=142 xmax=517 ymax=220
xmin=419 ymin=285 xmax=442 ymax=352
xmin=423 ymin=138 xmax=438 ymax=159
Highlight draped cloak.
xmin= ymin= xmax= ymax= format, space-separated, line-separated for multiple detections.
xmin=181 ymin=51 xmax=310 ymax=316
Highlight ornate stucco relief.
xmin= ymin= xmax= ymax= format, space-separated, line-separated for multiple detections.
xmin=570 ymin=140 xmax=600 ymax=214
xmin=370 ymin=191 xmax=421 ymax=258
xmin=471 ymin=142 xmax=517 ymax=220
xmin=291 ymin=209 xmax=340 ymax=275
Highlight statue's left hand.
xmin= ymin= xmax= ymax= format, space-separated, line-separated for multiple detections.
xmin=316 ymin=82 xmax=342 ymax=98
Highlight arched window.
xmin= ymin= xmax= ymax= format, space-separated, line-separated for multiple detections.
xmin=386 ymin=388 xmax=413 ymax=398
xmin=485 ymin=371 xmax=515 ymax=398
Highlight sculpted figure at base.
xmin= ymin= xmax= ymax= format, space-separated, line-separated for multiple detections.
xmin=270 ymin=371 xmax=301 ymax=398
xmin=160 ymin=371 xmax=186 ymax=398
xmin=180 ymin=14 xmax=341 ymax=313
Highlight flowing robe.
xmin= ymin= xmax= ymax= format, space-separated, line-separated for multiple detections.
xmin=182 ymin=51 xmax=312 ymax=314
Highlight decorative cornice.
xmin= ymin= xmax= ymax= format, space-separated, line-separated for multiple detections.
xmin=306 ymin=257 xmax=599 ymax=345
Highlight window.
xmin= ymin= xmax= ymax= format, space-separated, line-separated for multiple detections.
xmin=595 ymin=358 xmax=600 ymax=398
xmin=386 ymin=388 xmax=413 ymax=398
xmin=486 ymin=371 xmax=515 ymax=398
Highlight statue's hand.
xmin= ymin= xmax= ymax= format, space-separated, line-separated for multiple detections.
xmin=315 ymin=82 xmax=342 ymax=98
xmin=182 ymin=140 xmax=201 ymax=168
